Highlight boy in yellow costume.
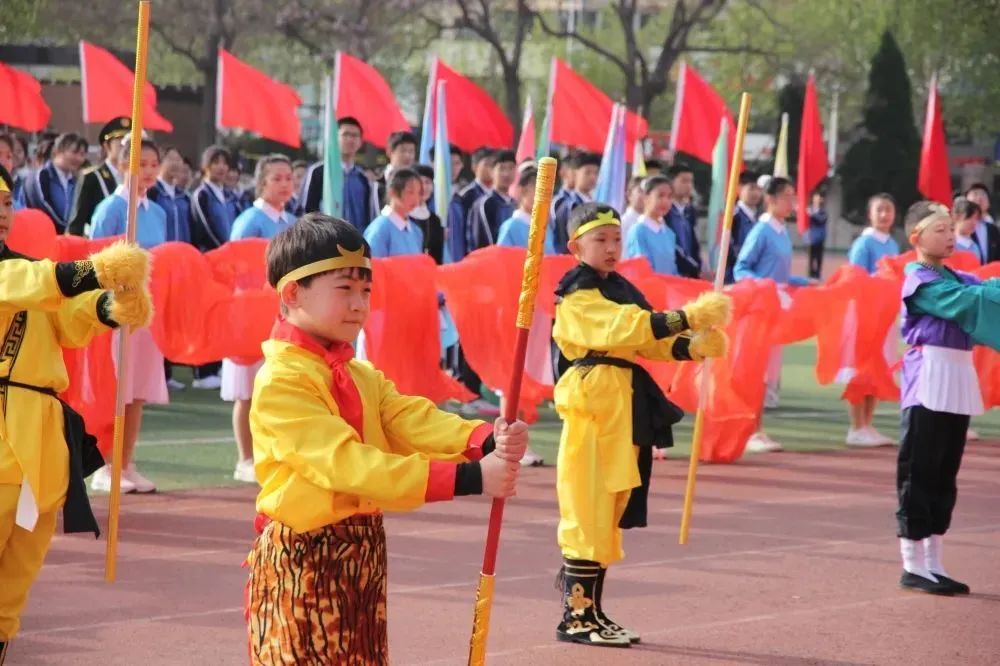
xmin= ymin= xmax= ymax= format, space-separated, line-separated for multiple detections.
xmin=0 ymin=165 xmax=152 ymax=663
xmin=245 ymin=213 xmax=529 ymax=664
xmin=553 ymin=203 xmax=730 ymax=648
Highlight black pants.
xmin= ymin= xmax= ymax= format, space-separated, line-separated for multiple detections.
xmin=896 ymin=405 xmax=969 ymax=540
xmin=808 ymin=241 xmax=824 ymax=279
xmin=456 ymin=346 xmax=482 ymax=398
xmin=193 ymin=361 xmax=221 ymax=379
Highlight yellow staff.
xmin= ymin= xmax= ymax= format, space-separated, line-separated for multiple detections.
xmin=105 ymin=0 xmax=151 ymax=582
xmin=467 ymin=156 xmax=555 ymax=665
xmin=679 ymin=92 xmax=752 ymax=545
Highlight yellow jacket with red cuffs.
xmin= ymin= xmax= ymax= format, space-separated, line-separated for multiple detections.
xmin=250 ymin=322 xmax=492 ymax=534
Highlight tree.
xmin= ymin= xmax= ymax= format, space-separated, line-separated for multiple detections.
xmin=419 ymin=1 xmax=534 ymax=133
xmin=839 ymin=31 xmax=920 ymax=225
xmin=532 ymin=0 xmax=771 ymax=113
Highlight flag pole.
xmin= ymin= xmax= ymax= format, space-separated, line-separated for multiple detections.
xmin=678 ymin=92 xmax=752 ymax=546
xmin=105 ymin=0 xmax=151 ymax=582
xmin=467 ymin=156 xmax=556 ymax=666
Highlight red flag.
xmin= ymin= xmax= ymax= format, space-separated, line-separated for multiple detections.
xmin=669 ymin=61 xmax=734 ymax=164
xmin=217 ymin=49 xmax=302 ymax=148
xmin=918 ymin=74 xmax=951 ymax=206
xmin=428 ymin=59 xmax=512 ymax=152
xmin=335 ymin=52 xmax=409 ymax=149
xmin=0 ymin=62 xmax=51 ymax=132
xmin=549 ymin=58 xmax=647 ymax=157
xmin=796 ymin=73 xmax=829 ymax=234
xmin=514 ymin=96 xmax=535 ymax=163
xmin=79 ymin=41 xmax=173 ymax=132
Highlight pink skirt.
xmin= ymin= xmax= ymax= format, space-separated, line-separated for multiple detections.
xmin=112 ymin=328 xmax=168 ymax=406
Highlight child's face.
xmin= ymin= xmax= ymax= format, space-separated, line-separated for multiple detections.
xmin=912 ymin=217 xmax=955 ymax=260
xmin=869 ymin=200 xmax=895 ymax=233
xmin=293 ymin=165 xmax=307 ymax=192
xmin=627 ymin=185 xmax=644 ymax=210
xmin=338 ymin=125 xmax=363 ymax=157
xmin=285 ymin=269 xmax=371 ymax=345
xmin=568 ymin=224 xmax=622 ymax=275
xmin=493 ymin=161 xmax=516 ymax=192
xmin=518 ymin=180 xmax=536 ymax=211
xmin=206 ymin=157 xmax=229 ymax=183
xmin=419 ymin=175 xmax=434 ymax=203
xmin=560 ymin=163 xmax=575 ymax=188
xmin=956 ymin=214 xmax=978 ymax=237
xmin=389 ymin=142 xmax=416 ymax=169
xmin=740 ymin=183 xmax=762 ymax=207
xmin=225 ymin=167 xmax=241 ymax=189
xmin=645 ymin=183 xmax=673 ymax=219
xmin=261 ymin=162 xmax=295 ymax=206
xmin=575 ymin=165 xmax=599 ymax=194
xmin=394 ymin=177 xmax=423 ymax=215
xmin=0 ymin=191 xmax=13 ymax=243
xmin=451 ymin=154 xmax=464 ymax=181
xmin=812 ymin=193 xmax=824 ymax=208
xmin=966 ymin=189 xmax=990 ymax=214
xmin=55 ymin=145 xmax=87 ymax=173
xmin=767 ymin=184 xmax=795 ymax=220
xmin=474 ymin=159 xmax=494 ymax=186
xmin=122 ymin=146 xmax=160 ymax=193
xmin=671 ymin=171 xmax=694 ymax=201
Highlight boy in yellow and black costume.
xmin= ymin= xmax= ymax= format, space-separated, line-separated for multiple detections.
xmin=553 ymin=203 xmax=730 ymax=648
xmin=0 ymin=165 xmax=153 ymax=663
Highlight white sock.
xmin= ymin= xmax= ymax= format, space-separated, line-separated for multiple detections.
xmin=900 ymin=538 xmax=938 ymax=581
xmin=924 ymin=534 xmax=948 ymax=577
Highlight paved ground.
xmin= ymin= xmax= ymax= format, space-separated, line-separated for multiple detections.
xmin=15 ymin=440 xmax=1000 ymax=665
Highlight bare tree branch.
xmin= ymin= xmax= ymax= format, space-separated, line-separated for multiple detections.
xmin=533 ymin=7 xmax=629 ymax=74
xmin=150 ymin=22 xmax=204 ymax=69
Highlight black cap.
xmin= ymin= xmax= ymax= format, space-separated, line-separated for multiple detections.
xmin=99 ymin=117 xmax=131 ymax=143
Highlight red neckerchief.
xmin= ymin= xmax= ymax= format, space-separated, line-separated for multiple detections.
xmin=269 ymin=318 xmax=365 ymax=439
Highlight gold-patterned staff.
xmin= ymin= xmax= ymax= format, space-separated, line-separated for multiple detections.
xmin=467 ymin=156 xmax=556 ymax=665
xmin=105 ymin=0 xmax=151 ymax=582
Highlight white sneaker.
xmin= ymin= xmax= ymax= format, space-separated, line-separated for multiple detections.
xmin=966 ymin=428 xmax=980 ymax=441
xmin=519 ymin=447 xmax=544 ymax=467
xmin=864 ymin=427 xmax=895 ymax=445
xmin=123 ymin=464 xmax=157 ymax=493
xmin=846 ymin=428 xmax=883 ymax=448
xmin=233 ymin=459 xmax=257 ymax=483
xmin=460 ymin=399 xmax=500 ymax=417
xmin=763 ymin=388 xmax=780 ymax=410
xmin=745 ymin=432 xmax=783 ymax=453
xmin=191 ymin=375 xmax=222 ymax=390
xmin=166 ymin=378 xmax=186 ymax=391
xmin=90 ymin=465 xmax=136 ymax=494
xmin=652 ymin=447 xmax=668 ymax=460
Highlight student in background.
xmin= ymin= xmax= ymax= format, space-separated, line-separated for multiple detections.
xmin=149 ymin=145 xmax=192 ymax=244
xmin=724 ymin=172 xmax=761 ymax=284
xmin=665 ymin=163 xmax=702 ymax=278
xmin=624 ymin=175 xmax=678 ymax=276
xmin=620 ymin=176 xmax=645 ymax=241
xmin=287 ymin=160 xmax=308 ymax=214
xmin=963 ymin=184 xmax=1000 ymax=262
xmin=409 ymin=164 xmax=445 ymax=264
xmin=67 ymin=118 xmax=129 ymax=236
xmin=551 ymin=152 xmax=600 ymax=254
xmin=300 ymin=117 xmax=377 ymax=232
xmin=447 ymin=147 xmax=496 ymax=262
xmin=497 ymin=167 xmax=556 ymax=255
xmin=952 ymin=199 xmax=983 ymax=265
xmin=806 ymin=189 xmax=828 ymax=279
xmin=22 ymin=133 xmax=88 ymax=233
xmin=467 ymin=149 xmax=516 ymax=251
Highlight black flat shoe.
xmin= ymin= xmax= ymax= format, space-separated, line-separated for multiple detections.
xmin=933 ymin=574 xmax=971 ymax=595
xmin=900 ymin=571 xmax=954 ymax=596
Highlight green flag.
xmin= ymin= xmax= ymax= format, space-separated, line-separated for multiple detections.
xmin=321 ymin=70 xmax=344 ymax=218
xmin=706 ymin=118 xmax=729 ymax=265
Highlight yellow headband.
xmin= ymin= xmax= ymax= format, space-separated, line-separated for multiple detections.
xmin=275 ymin=245 xmax=372 ymax=292
xmin=0 ymin=179 xmax=9 ymax=194
xmin=911 ymin=203 xmax=951 ymax=236
xmin=571 ymin=210 xmax=621 ymax=240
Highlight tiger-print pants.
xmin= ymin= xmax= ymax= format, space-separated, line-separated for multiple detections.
xmin=247 ymin=514 xmax=388 ymax=665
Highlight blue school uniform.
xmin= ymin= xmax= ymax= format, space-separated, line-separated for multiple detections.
xmin=89 ymin=185 xmax=167 ymax=250
xmin=230 ymin=199 xmax=296 ymax=241
xmin=447 ymin=180 xmax=489 ymax=261
xmin=550 ymin=190 xmax=588 ymax=255
xmin=364 ymin=211 xmax=425 ymax=258
xmin=468 ymin=191 xmax=515 ymax=250
xmin=667 ymin=202 xmax=701 ymax=277
xmin=847 ymin=228 xmax=900 ymax=275
xmin=191 ymin=180 xmax=240 ymax=250
xmin=148 ymin=179 xmax=192 ymax=244
xmin=299 ymin=162 xmax=377 ymax=232
xmin=733 ymin=213 xmax=808 ymax=285
xmin=624 ymin=216 xmax=679 ymax=276
xmin=496 ymin=209 xmax=556 ymax=255
xmin=22 ymin=162 xmax=76 ymax=231
xmin=724 ymin=201 xmax=756 ymax=284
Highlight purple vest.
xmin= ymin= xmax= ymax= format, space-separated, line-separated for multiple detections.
xmin=900 ymin=266 xmax=979 ymax=408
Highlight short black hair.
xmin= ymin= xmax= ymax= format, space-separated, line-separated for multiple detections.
xmin=471 ymin=147 xmax=496 ymax=167
xmin=413 ymin=163 xmax=435 ymax=180
xmin=765 ymin=176 xmax=793 ymax=197
xmin=201 ymin=144 xmax=233 ymax=170
xmin=338 ymin=116 xmax=363 ymax=136
xmin=0 ymin=163 xmax=13 ymax=192
xmin=494 ymin=149 xmax=516 ymax=165
xmin=966 ymin=182 xmax=991 ymax=199
xmin=572 ymin=152 xmax=601 ymax=169
xmin=53 ymin=132 xmax=87 ymax=155
xmin=266 ymin=213 xmax=372 ymax=288
xmin=388 ymin=167 xmax=421 ymax=198
xmin=517 ymin=167 xmax=538 ymax=189
xmin=867 ymin=192 xmax=896 ymax=213
xmin=388 ymin=131 xmax=418 ymax=152
xmin=450 ymin=143 xmax=464 ymax=157
xmin=738 ymin=171 xmax=759 ymax=186
xmin=666 ymin=163 xmax=693 ymax=178
xmin=567 ymin=202 xmax=619 ymax=239
xmin=291 ymin=159 xmax=309 ymax=170
xmin=641 ymin=175 xmax=672 ymax=195
xmin=952 ymin=197 xmax=981 ymax=220
xmin=644 ymin=158 xmax=663 ymax=172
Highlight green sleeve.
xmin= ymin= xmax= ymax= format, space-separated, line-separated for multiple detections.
xmin=907 ymin=278 xmax=1000 ymax=350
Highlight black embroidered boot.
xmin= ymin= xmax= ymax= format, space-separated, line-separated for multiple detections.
xmin=555 ymin=559 xmax=631 ymax=648
xmin=595 ymin=566 xmax=640 ymax=643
